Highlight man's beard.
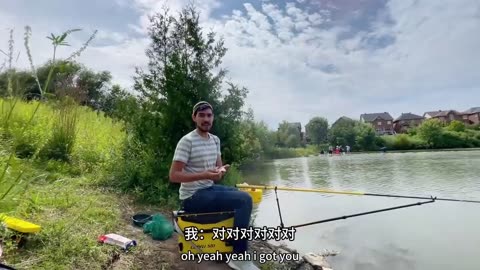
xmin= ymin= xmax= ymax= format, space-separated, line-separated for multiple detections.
xmin=197 ymin=123 xmax=211 ymax=132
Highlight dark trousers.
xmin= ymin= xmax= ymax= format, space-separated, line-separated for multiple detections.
xmin=181 ymin=184 xmax=253 ymax=254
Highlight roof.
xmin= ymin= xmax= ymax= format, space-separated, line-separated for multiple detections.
xmin=394 ymin=113 xmax=424 ymax=122
xmin=360 ymin=112 xmax=393 ymax=122
xmin=424 ymin=110 xmax=460 ymax=117
xmin=331 ymin=116 xmax=354 ymax=127
xmin=462 ymin=107 xmax=480 ymax=114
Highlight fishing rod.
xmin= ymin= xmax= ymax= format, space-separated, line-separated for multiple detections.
xmin=266 ymin=184 xmax=437 ymax=229
xmin=236 ymin=184 xmax=480 ymax=204
xmin=289 ymin=197 xmax=436 ymax=229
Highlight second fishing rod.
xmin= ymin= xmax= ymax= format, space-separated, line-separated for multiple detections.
xmin=236 ymin=183 xmax=480 ymax=204
xmin=236 ymin=183 xmax=479 ymax=229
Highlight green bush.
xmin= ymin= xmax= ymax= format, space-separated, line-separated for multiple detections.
xmin=294 ymin=145 xmax=320 ymax=156
xmin=106 ymin=135 xmax=178 ymax=207
xmin=447 ymin=120 xmax=466 ymax=132
xmin=393 ymin=134 xmax=412 ymax=150
xmin=378 ymin=135 xmax=395 ymax=149
xmin=437 ymin=131 xmax=468 ymax=148
xmin=466 ymin=123 xmax=480 ymax=131
xmin=38 ymin=98 xmax=78 ymax=162
xmin=374 ymin=136 xmax=386 ymax=148
xmin=378 ymin=134 xmax=427 ymax=150
xmin=459 ymin=131 xmax=480 ymax=147
xmin=475 ymin=132 xmax=480 ymax=141
xmin=409 ymin=135 xmax=428 ymax=149
xmin=264 ymin=146 xmax=318 ymax=159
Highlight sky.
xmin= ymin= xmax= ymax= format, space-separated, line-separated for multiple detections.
xmin=1 ymin=0 xmax=480 ymax=130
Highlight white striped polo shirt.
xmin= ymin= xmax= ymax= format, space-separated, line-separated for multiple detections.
xmin=172 ymin=129 xmax=221 ymax=200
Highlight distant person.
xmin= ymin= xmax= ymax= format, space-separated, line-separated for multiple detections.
xmin=346 ymin=145 xmax=350 ymax=154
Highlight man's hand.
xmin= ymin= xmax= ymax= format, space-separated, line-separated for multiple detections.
xmin=216 ymin=164 xmax=230 ymax=173
xmin=205 ymin=169 xmax=224 ymax=181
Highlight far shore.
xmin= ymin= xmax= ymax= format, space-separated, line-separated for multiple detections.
xmin=331 ymin=147 xmax=480 ymax=155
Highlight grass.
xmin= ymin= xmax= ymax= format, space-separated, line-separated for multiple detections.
xmin=0 ymin=159 xmax=123 ymax=270
xmin=0 ymin=98 xmax=126 ymax=173
xmin=0 ymin=97 xmax=128 ymax=269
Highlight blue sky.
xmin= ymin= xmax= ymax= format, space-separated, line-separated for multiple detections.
xmin=1 ymin=0 xmax=479 ymax=130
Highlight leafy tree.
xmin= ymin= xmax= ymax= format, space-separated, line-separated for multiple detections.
xmin=328 ymin=117 xmax=356 ymax=147
xmin=417 ymin=118 xmax=443 ymax=148
xmin=305 ymin=117 xmax=328 ymax=145
xmin=75 ymin=69 xmax=112 ymax=109
xmin=102 ymin=84 xmax=140 ymax=124
xmin=276 ymin=121 xmax=301 ymax=148
xmin=118 ymin=4 xmax=249 ymax=203
xmin=354 ymin=122 xmax=377 ymax=150
xmin=0 ymin=60 xmax=112 ymax=110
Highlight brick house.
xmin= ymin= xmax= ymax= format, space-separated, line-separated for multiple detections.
xmin=423 ymin=110 xmax=462 ymax=124
xmin=360 ymin=112 xmax=394 ymax=135
xmin=393 ymin=113 xmax=425 ymax=133
xmin=459 ymin=107 xmax=480 ymax=125
xmin=331 ymin=116 xmax=354 ymax=128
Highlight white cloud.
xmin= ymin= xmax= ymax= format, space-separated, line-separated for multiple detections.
xmin=96 ymin=30 xmax=129 ymax=43
xmin=131 ymin=0 xmax=222 ymax=30
xmin=197 ymin=0 xmax=480 ymax=129
xmin=2 ymin=0 xmax=479 ymax=130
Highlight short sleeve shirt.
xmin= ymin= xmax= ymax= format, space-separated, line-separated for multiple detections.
xmin=172 ymin=129 xmax=221 ymax=200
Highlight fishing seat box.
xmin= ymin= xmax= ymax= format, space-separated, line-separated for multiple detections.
xmin=172 ymin=210 xmax=234 ymax=254
xmin=238 ymin=187 xmax=263 ymax=204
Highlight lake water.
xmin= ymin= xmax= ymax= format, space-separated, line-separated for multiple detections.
xmin=241 ymin=150 xmax=480 ymax=270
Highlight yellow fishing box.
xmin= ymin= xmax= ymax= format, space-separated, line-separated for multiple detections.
xmin=0 ymin=214 xmax=41 ymax=234
xmin=173 ymin=210 xmax=234 ymax=255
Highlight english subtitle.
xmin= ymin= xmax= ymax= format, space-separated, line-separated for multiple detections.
xmin=180 ymin=250 xmax=300 ymax=264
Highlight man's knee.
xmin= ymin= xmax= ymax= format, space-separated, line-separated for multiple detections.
xmin=238 ymin=190 xmax=252 ymax=206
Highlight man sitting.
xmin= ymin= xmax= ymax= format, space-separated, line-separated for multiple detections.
xmin=169 ymin=101 xmax=258 ymax=270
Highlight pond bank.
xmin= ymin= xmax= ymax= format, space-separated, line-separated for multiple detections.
xmin=111 ymin=198 xmax=336 ymax=270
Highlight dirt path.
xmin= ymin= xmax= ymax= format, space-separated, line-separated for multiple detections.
xmin=107 ymin=197 xmax=231 ymax=270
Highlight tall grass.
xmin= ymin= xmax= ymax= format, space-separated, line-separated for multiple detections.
xmin=0 ymin=26 xmax=133 ymax=269
xmin=39 ymin=97 xmax=79 ymax=162
xmin=0 ymin=26 xmax=98 ymax=221
xmin=0 ymin=26 xmax=103 ymax=266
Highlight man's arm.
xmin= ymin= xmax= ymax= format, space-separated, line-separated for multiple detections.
xmin=214 ymin=136 xmax=229 ymax=172
xmin=169 ymin=136 xmax=204 ymax=183
xmin=216 ymin=155 xmax=223 ymax=167
xmin=169 ymin=161 xmax=210 ymax=183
